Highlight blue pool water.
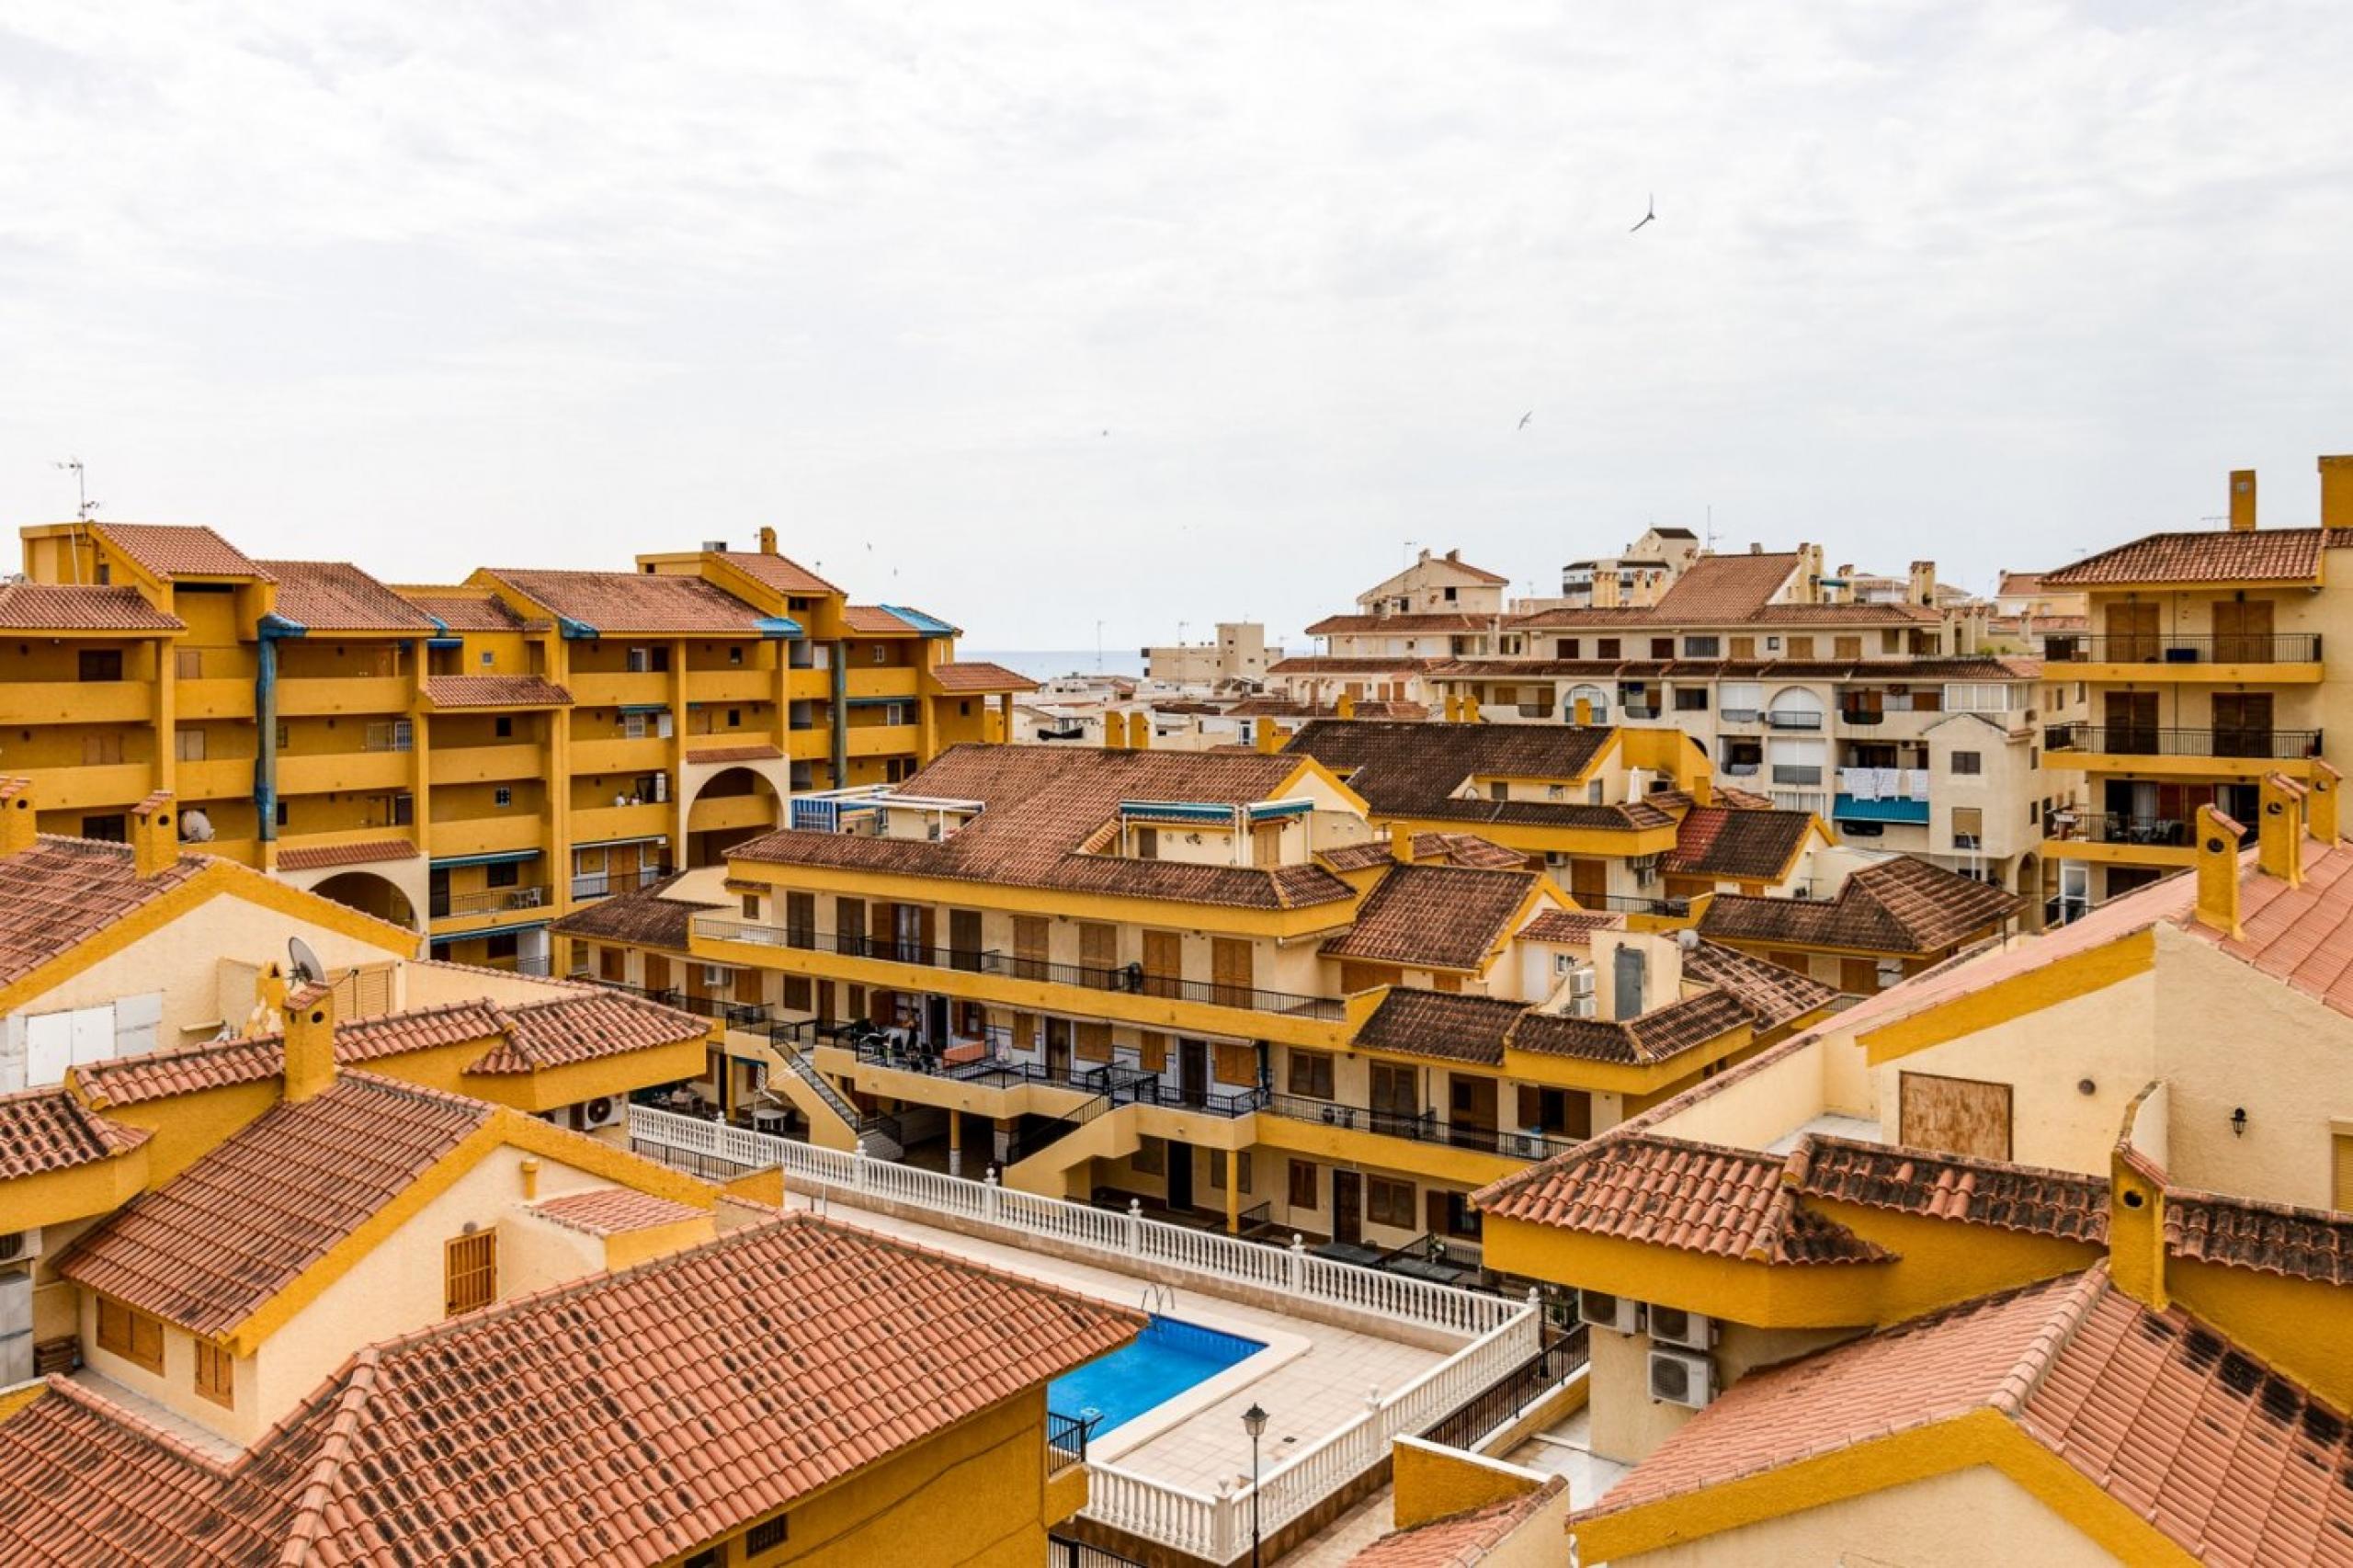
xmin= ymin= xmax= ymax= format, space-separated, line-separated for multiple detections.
xmin=1050 ymin=1315 xmax=1265 ymax=1436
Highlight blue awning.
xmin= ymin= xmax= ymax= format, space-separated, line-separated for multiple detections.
xmin=430 ymin=917 xmax=551 ymax=943
xmin=431 ymin=849 xmax=543 ymax=869
xmin=880 ymin=604 xmax=957 ymax=636
xmin=1833 ymin=795 xmax=1931 ymax=824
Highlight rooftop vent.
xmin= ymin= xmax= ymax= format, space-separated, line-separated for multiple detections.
xmin=702 ymin=539 xmax=728 ymax=552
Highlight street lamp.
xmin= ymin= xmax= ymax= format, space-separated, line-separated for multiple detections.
xmin=1242 ymin=1403 xmax=1269 ymax=1565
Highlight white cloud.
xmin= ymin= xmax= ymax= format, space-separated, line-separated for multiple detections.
xmin=5 ymin=1 xmax=2352 ymax=645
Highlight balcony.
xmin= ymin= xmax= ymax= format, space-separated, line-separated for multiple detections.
xmin=686 ymin=668 xmax=771 ymax=703
xmin=177 ymin=676 xmax=256 ymax=721
xmin=2046 ymin=812 xmax=2193 ymax=849
xmin=1767 ymin=710 xmax=1824 ymax=731
xmin=176 ymin=756 xmax=254 ymax=801
xmin=846 ymin=723 xmax=919 ymax=758
xmin=431 ymin=813 xmax=549 ymax=858
xmin=1262 ymin=1093 xmax=1579 ymax=1161
xmin=431 ymin=883 xmax=552 ymax=920
xmin=1618 ymin=704 xmax=1660 ymax=721
xmin=696 ymin=920 xmax=1347 ymax=1024
xmin=0 ymin=678 xmax=155 ymax=726
xmin=1717 ymin=708 xmax=1759 ymax=724
xmin=571 ymin=863 xmax=676 ymax=901
xmin=2044 ymin=723 xmax=2323 ymax=762
xmin=571 ymin=801 xmax=672 ymax=844
xmin=434 ymin=743 xmax=541 ymax=784
xmin=569 ymin=670 xmax=670 ymax=709
xmin=589 ymin=975 xmax=763 ymax=1029
xmin=1833 ymin=793 xmax=1930 ymax=826
xmin=278 ymin=750 xmax=411 ymax=795
xmin=277 ymin=675 xmax=408 ymax=716
xmin=2043 ymin=632 xmax=2322 ymax=673
xmin=845 ymin=666 xmax=919 ymax=700
xmin=571 ymin=735 xmax=671 ymax=775
xmin=1770 ymin=765 xmax=1824 ymax=787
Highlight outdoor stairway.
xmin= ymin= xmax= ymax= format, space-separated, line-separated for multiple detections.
xmin=774 ymin=1048 xmax=904 ymax=1161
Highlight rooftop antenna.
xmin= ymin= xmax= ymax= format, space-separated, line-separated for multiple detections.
xmin=1704 ymin=504 xmax=1716 ymax=552
xmin=1095 ymin=619 xmax=1104 ymax=674
xmin=1402 ymin=539 xmax=1418 ymax=569
xmin=54 ymin=458 xmax=99 ymax=520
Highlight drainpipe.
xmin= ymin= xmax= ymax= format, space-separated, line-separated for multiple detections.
xmin=829 ymin=641 xmax=849 ymax=789
xmin=254 ymin=615 xmax=306 ymax=848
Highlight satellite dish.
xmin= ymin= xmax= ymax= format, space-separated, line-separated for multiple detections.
xmin=178 ymin=807 xmax=214 ymax=843
xmin=288 ymin=937 xmax=327 ymax=987
xmin=1676 ymin=927 xmax=1701 ymax=951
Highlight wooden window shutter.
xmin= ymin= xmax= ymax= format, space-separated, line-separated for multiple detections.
xmin=1787 ymin=635 xmax=1815 ymax=659
xmin=1137 ymin=1030 xmax=1168 ymax=1072
xmin=1838 ymin=958 xmax=1878 ymax=995
xmin=1834 ymin=635 xmax=1862 ymax=660
xmin=870 ymin=900 xmax=894 ymax=952
xmin=1013 ymin=916 xmax=1050 ymax=978
xmin=1141 ymin=930 xmax=1180 ymax=994
xmin=1211 ymin=938 xmax=1254 ymax=1004
xmin=1729 ymin=636 xmax=1756 ymax=660
xmin=1518 ymin=1085 xmax=1542 ymax=1128
xmin=1426 ymin=1188 xmax=1449 ymax=1235
xmin=1075 ymin=1021 xmax=1113 ymax=1062
xmin=444 ymin=1231 xmax=497 ymax=1316
xmin=1213 ymin=1042 xmax=1256 ymax=1085
xmin=2336 ymin=1134 xmax=2353 ymax=1212
xmin=643 ymin=954 xmax=671 ymax=994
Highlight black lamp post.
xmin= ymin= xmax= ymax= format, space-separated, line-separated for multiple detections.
xmin=1242 ymin=1403 xmax=1269 ymax=1565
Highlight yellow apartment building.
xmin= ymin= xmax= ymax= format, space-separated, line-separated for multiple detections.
xmin=557 ymin=741 xmax=1839 ymax=1279
xmin=1 ymin=519 xmax=1030 ymax=974
xmin=1464 ymin=775 xmax=2353 ymax=1563
xmin=2038 ymin=456 xmax=2353 ymax=919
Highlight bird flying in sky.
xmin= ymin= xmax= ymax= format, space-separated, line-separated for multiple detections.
xmin=1631 ymin=193 xmax=1656 ymax=233
xmin=1518 ymin=411 xmax=1532 ymax=429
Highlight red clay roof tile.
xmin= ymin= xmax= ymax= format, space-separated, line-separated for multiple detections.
xmin=1700 ymin=854 xmax=2021 ymax=955
xmin=531 ymin=1187 xmax=704 ymax=1235
xmin=422 ymin=672 xmax=574 ymax=708
xmin=0 ymin=583 xmax=184 ymax=632
xmin=930 ymin=659 xmax=1039 ymax=692
xmin=254 ymin=560 xmax=438 ymax=632
xmin=484 ymin=567 xmax=771 ymax=635
xmin=0 ymin=1087 xmax=151 ymax=1178
xmin=273 ymin=837 xmax=419 ymax=872
xmin=0 ymin=835 xmax=211 ymax=988
xmin=2042 ymin=528 xmax=2326 ymax=586
xmin=93 ymin=523 xmax=272 ymax=581
xmin=1321 ymin=864 xmax=1540 ymax=971
xmin=1348 ymin=1476 xmax=1565 ymax=1565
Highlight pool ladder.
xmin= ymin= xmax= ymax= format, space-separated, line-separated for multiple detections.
xmin=1140 ymin=1284 xmax=1176 ymax=1315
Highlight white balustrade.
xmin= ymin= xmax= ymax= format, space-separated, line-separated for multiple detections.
xmin=628 ymin=1103 xmax=1540 ymax=1562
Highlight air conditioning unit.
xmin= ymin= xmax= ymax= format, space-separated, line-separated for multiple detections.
xmin=0 ymin=1229 xmax=42 ymax=1265
xmin=1633 ymin=863 xmax=1659 ymax=888
xmin=1579 ymin=1289 xmax=1643 ymax=1335
xmin=1544 ymin=852 xmax=1570 ymax=868
xmin=1647 ymin=1305 xmax=1714 ymax=1350
xmin=575 ymin=1096 xmax=623 ymax=1131
xmin=1648 ymin=1346 xmax=1715 ymax=1408
xmin=1569 ymin=994 xmax=1597 ymax=1019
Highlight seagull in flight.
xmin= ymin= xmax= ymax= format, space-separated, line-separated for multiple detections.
xmin=1518 ymin=411 xmax=1532 ymax=430
xmin=1631 ymin=193 xmax=1657 ymax=233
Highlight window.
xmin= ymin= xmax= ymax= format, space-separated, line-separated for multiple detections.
xmin=1553 ymin=638 xmax=1579 ymax=658
xmin=1288 ymin=1159 xmax=1320 ymax=1209
xmin=1650 ymin=637 xmax=1674 ymax=659
xmin=445 ymin=1231 xmax=497 ymax=1315
xmin=1950 ymin=751 xmax=1982 ymax=775
xmin=726 ymin=708 xmax=742 ymax=728
xmin=681 ymin=1551 xmax=721 ymax=1568
xmin=494 ymin=716 xmax=514 ymax=738
xmin=745 ymin=1515 xmax=790 ymax=1556
xmin=1950 ymin=806 xmax=1984 ymax=847
xmin=494 ymin=786 xmax=512 ymax=808
xmin=1944 ymin=684 xmax=2017 ymax=713
xmin=744 ymin=892 xmax=762 ymax=920
xmin=97 ymin=1296 xmax=164 ymax=1373
xmin=1786 ymin=635 xmax=1815 ymax=658
xmin=1287 ymin=1049 xmax=1336 ymax=1099
xmin=195 ymin=1339 xmax=234 ymax=1407
xmin=729 ymin=646 xmax=746 ymax=667
xmin=275 ymin=800 xmax=290 ymax=828
xmin=780 ymin=975 xmax=812 ymax=1010
xmin=1673 ymin=687 xmax=1709 ymax=712
xmin=81 ymin=813 xmax=127 ymax=843
xmin=1442 ymin=585 xmax=1458 ymax=602
xmin=77 ymin=648 xmax=124 ymax=682
xmin=175 ymin=728 xmax=206 ymax=762
xmin=1440 ymin=1191 xmax=1482 ymax=1241
xmin=479 ymin=649 xmax=495 ymax=668
xmin=1683 ymin=636 xmax=1720 ymax=658
xmin=81 ymin=733 xmax=124 ymax=765
xmin=1131 ymin=1137 xmax=1165 ymax=1176
xmin=1370 ymin=1062 xmax=1417 ymax=1118
xmin=2336 ymin=1132 xmax=2353 ymax=1211
xmin=1367 ymin=1177 xmax=1416 ymax=1228
xmin=486 ymin=861 xmax=520 ymax=889
xmin=1206 ymin=1151 xmax=1253 ymax=1192
xmin=1597 ymin=638 xmax=1620 ymax=658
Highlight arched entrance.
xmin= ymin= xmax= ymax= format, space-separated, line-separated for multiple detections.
xmin=685 ymin=767 xmax=783 ymax=869
xmin=313 ymin=869 xmax=418 ymax=930
xmin=2014 ymin=851 xmax=2044 ymax=932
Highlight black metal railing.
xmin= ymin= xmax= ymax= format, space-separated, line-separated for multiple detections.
xmin=1586 ymin=892 xmax=1692 ymax=917
xmin=1768 ymin=710 xmax=1824 ymax=730
xmin=2042 ymin=632 xmax=2321 ymax=665
xmin=1771 ymin=765 xmax=1824 ymax=786
xmin=1046 ymin=1411 xmax=1099 ymax=1476
xmin=693 ymin=918 xmax=1347 ymax=1022
xmin=1263 ymin=1093 xmax=1579 ymax=1159
xmin=570 ymin=864 xmax=675 ymax=902
xmin=1619 ymin=704 xmax=1660 ymax=721
xmin=430 ymin=884 xmax=552 ymax=919
xmin=1420 ymin=1324 xmax=1591 ymax=1451
xmin=587 ymin=976 xmax=767 ymax=1028
xmin=1836 ymin=708 xmax=1885 ymax=727
xmin=2044 ymin=723 xmax=2322 ymax=761
xmin=1717 ymin=707 xmax=1759 ymax=723
xmin=2044 ymin=812 xmax=2191 ymax=848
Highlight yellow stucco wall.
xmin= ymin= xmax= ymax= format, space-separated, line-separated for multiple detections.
xmin=1586 ymin=1318 xmax=1854 ymax=1465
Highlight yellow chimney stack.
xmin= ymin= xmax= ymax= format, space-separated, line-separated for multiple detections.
xmin=2310 ymin=762 xmax=2343 ymax=844
xmin=1102 ymin=710 xmax=1125 ymax=750
xmin=282 ymin=980 xmax=338 ymax=1104
xmin=2320 ymin=455 xmax=2353 ymax=529
xmin=2257 ymin=772 xmax=2307 ymax=887
xmin=1126 ymin=710 xmax=1151 ymax=750
xmin=130 ymin=791 xmax=180 ymax=880
xmin=2191 ymin=803 xmax=2244 ymax=938
xmin=757 ymin=525 xmax=779 ymax=555
xmin=2229 ymin=469 xmax=2257 ymax=532
xmin=0 ymin=777 xmax=35 ymax=857
xmin=2107 ymin=1140 xmax=2169 ymax=1311
xmin=1390 ymin=826 xmax=1415 ymax=865
xmin=1336 ymin=691 xmax=1357 ymax=720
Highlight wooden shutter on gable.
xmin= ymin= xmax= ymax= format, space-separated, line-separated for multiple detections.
xmin=1899 ymin=1072 xmax=2012 ymax=1161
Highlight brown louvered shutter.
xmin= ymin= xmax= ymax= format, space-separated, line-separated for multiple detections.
xmin=2335 ymin=1135 xmax=2353 ymax=1212
xmin=1137 ymin=1030 xmax=1168 ymax=1072
xmin=1013 ymin=916 xmax=1050 ymax=980
xmin=1076 ymin=1021 xmax=1113 ymax=1062
xmin=1213 ymin=1042 xmax=1256 ymax=1085
xmin=1211 ymin=938 xmax=1254 ymax=1006
xmin=1141 ymin=930 xmax=1182 ymax=997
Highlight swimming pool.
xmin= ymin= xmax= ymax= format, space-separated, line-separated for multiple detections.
xmin=1050 ymin=1315 xmax=1265 ymax=1437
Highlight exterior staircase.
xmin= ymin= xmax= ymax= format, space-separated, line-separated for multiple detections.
xmin=773 ymin=1048 xmax=904 ymax=1161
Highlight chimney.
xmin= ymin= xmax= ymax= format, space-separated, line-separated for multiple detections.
xmin=520 ymin=1156 xmax=541 ymax=1201
xmin=2310 ymin=761 xmax=2342 ymax=844
xmin=2107 ymin=1136 xmax=2169 ymax=1311
xmin=1336 ymin=691 xmax=1358 ymax=720
xmin=2229 ymin=469 xmax=2256 ymax=532
xmin=2257 ymin=772 xmax=2307 ymax=887
xmin=0 ymin=777 xmax=35 ymax=856
xmin=1444 ymin=694 xmax=1463 ymax=722
xmin=1101 ymin=710 xmax=1125 ymax=749
xmin=1908 ymin=561 xmax=1937 ymax=608
xmin=1391 ymin=826 xmax=1415 ymax=864
xmin=1445 ymin=548 xmax=1461 ymax=563
xmin=130 ymin=791 xmax=179 ymax=880
xmin=1572 ymin=694 xmax=1594 ymax=725
xmin=1461 ymin=693 xmax=1483 ymax=723
xmin=2322 ymin=456 xmax=2353 ymax=529
xmin=2191 ymin=803 xmax=2244 ymax=937
xmin=757 ymin=525 xmax=779 ymax=555
xmin=1126 ymin=710 xmax=1152 ymax=750
xmin=1591 ymin=569 xmax=1622 ymax=609
xmin=282 ymin=979 xmax=337 ymax=1104
xmin=1254 ymin=721 xmax=1279 ymax=755
xmin=1748 ymin=542 xmax=1762 ymax=554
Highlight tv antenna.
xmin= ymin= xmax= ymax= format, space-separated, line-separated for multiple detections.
xmin=54 ymin=459 xmax=99 ymax=520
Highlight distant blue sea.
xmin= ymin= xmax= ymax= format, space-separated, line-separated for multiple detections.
xmin=962 ymin=649 xmax=1147 ymax=680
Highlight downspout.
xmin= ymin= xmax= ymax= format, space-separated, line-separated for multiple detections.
xmin=254 ymin=616 xmax=306 ymax=847
xmin=829 ymin=640 xmax=849 ymax=788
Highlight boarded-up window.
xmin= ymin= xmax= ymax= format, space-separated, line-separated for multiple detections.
xmin=1899 ymin=1071 xmax=2012 ymax=1160
xmin=97 ymin=1296 xmax=164 ymax=1373
xmin=2336 ymin=1133 xmax=2353 ymax=1211
xmin=195 ymin=1339 xmax=234 ymax=1407
xmin=444 ymin=1231 xmax=497 ymax=1316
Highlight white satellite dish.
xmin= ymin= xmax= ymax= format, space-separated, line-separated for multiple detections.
xmin=1676 ymin=927 xmax=1701 ymax=951
xmin=178 ymin=807 xmax=215 ymax=843
xmin=288 ymin=936 xmax=327 ymax=987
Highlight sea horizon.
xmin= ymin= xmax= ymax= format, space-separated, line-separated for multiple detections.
xmin=961 ymin=648 xmax=1149 ymax=680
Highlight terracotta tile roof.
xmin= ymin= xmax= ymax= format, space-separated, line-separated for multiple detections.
xmin=483 ymin=567 xmax=771 ymax=635
xmin=1718 ymin=785 xmax=1775 ymax=810
xmin=1478 ymin=1133 xmax=1886 ymax=1264
xmin=1282 ymin=721 xmax=1670 ymax=835
xmin=2177 ymin=838 xmax=2353 ymax=1020
xmin=0 ymin=583 xmax=184 ymax=632
xmin=730 ymin=745 xmax=1357 ymax=911
xmin=1586 ymin=1267 xmax=2353 ymax=1568
xmin=2041 ymin=528 xmax=2325 ymax=586
xmin=1356 ymin=989 xmax=1526 ymax=1065
xmin=467 ymin=989 xmax=710 ymax=1074
xmin=59 ymin=1074 xmax=493 ymax=1335
xmin=685 ymin=742 xmax=782 ymax=763
xmin=1678 ymin=940 xmax=1840 ymax=1029
xmin=532 ymin=1186 xmax=705 ymax=1235
xmin=0 ymin=1086 xmax=151 ymax=1177
xmin=840 ymin=604 xmax=929 ymax=634
xmin=0 ymin=834 xmax=211 ymax=988
xmin=1227 ymin=696 xmax=1430 ymax=721
xmin=400 ymin=589 xmax=526 ymax=631
xmin=1267 ymin=655 xmax=1445 ymax=675
xmin=930 ymin=659 xmax=1040 ymax=692
xmin=1512 ymin=990 xmax=1755 ymax=1066
xmin=1791 ymin=1135 xmax=2110 ymax=1244
xmin=715 ymin=549 xmax=839 ymax=597
xmin=2165 ymin=1188 xmax=2353 ymax=1285
xmin=1519 ymin=909 xmax=1626 ymax=943
xmin=1701 ymin=855 xmax=2021 ymax=955
xmin=74 ymin=1036 xmax=284 ymax=1106
xmin=5 ymin=1215 xmax=1138 ymax=1566
xmin=254 ymin=560 xmax=438 ymax=631
xmin=1649 ymin=551 xmax=1801 ymax=619
xmin=92 ymin=523 xmax=271 ymax=581
xmin=422 ymin=672 xmax=574 ymax=708
xmin=550 ymin=875 xmax=715 ymax=951
xmin=1348 ymin=1477 xmax=1565 ymax=1565
xmin=1663 ymin=806 xmax=1817 ymax=882
xmin=273 ymin=837 xmax=419 ymax=872
xmin=1322 ymin=864 xmax=1540 ymax=971
xmin=1413 ymin=832 xmax=1529 ymax=869
xmin=1308 ymin=612 xmax=1496 ymax=635
xmin=1320 ymin=839 xmax=1401 ymax=872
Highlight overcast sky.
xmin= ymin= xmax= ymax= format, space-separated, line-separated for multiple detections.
xmin=6 ymin=4 xmax=2352 ymax=649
